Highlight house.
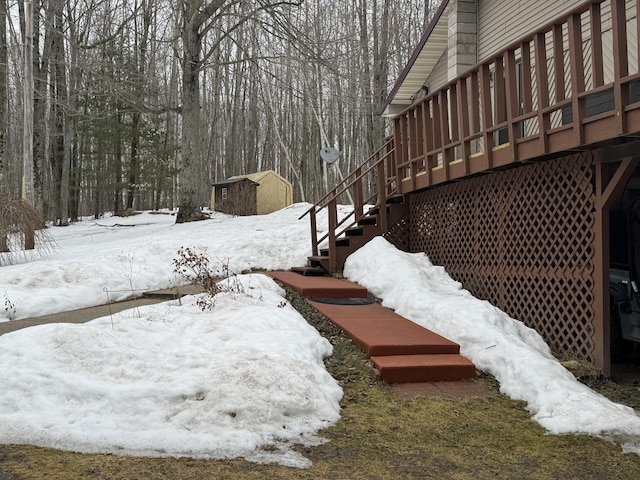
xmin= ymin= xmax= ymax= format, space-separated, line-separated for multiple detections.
xmin=210 ymin=170 xmax=293 ymax=216
xmin=300 ymin=0 xmax=640 ymax=374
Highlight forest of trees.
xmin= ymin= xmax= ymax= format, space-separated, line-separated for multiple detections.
xmin=0 ymin=0 xmax=438 ymax=225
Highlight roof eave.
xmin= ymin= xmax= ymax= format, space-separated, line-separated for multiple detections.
xmin=382 ymin=0 xmax=451 ymax=117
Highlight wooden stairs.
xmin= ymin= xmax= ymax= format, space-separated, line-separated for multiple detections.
xmin=269 ymin=271 xmax=476 ymax=383
xmin=296 ymin=195 xmax=408 ymax=276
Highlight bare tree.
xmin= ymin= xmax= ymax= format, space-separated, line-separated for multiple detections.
xmin=0 ymin=0 xmax=6 ymax=187
xmin=1 ymin=0 xmax=434 ymax=222
xmin=176 ymin=0 xmax=302 ymax=223
xmin=20 ymin=0 xmax=34 ymax=213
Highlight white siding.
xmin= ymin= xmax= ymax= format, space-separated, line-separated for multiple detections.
xmin=478 ymin=0 xmax=585 ymax=61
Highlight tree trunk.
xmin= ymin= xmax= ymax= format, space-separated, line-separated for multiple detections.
xmin=177 ymin=1 xmax=210 ymax=222
xmin=21 ymin=0 xmax=35 ymax=210
xmin=127 ymin=112 xmax=140 ymax=210
xmin=0 ymin=0 xmax=6 ymax=182
xmin=47 ymin=0 xmax=69 ymax=226
xmin=127 ymin=1 xmax=153 ymax=211
xmin=114 ymin=119 xmax=122 ymax=213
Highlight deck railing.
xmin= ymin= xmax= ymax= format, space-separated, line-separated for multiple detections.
xmin=393 ymin=0 xmax=640 ymax=194
xmin=302 ymin=0 xmax=640 ymax=271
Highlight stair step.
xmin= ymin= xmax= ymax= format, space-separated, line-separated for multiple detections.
xmin=386 ymin=195 xmax=405 ymax=205
xmin=346 ymin=226 xmax=364 ymax=237
xmin=307 ymin=256 xmax=329 ymax=270
xmin=268 ymin=271 xmax=368 ymax=298
xmin=335 ymin=237 xmax=350 ymax=247
xmin=372 ymin=354 xmax=476 ymax=383
xmin=306 ymin=301 xmax=460 ymax=356
xmin=335 ymin=234 xmax=374 ymax=253
xmin=358 ymin=215 xmax=378 ymax=226
xmin=291 ymin=266 xmax=327 ymax=276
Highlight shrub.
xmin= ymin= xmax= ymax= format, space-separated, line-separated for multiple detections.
xmin=172 ymin=247 xmax=241 ymax=310
xmin=0 ymin=194 xmax=51 ymax=266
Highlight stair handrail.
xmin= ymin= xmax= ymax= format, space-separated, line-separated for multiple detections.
xmin=298 ymin=137 xmax=396 ymax=220
xmin=300 ymin=136 xmax=397 ymax=262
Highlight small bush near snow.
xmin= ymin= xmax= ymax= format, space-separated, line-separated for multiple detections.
xmin=172 ymin=247 xmax=242 ymax=310
xmin=0 ymin=194 xmax=51 ymax=266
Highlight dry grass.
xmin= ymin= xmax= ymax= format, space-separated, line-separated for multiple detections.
xmin=1 ymin=289 xmax=640 ymax=479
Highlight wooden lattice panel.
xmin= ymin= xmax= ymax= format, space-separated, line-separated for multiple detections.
xmin=383 ymin=215 xmax=410 ymax=252
xmin=408 ymin=152 xmax=597 ymax=361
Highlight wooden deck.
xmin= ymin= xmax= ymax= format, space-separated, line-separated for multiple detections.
xmin=300 ymin=0 xmax=640 ymax=276
xmin=392 ymin=0 xmax=640 ymax=194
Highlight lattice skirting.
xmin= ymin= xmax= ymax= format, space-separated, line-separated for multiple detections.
xmin=383 ymin=216 xmax=410 ymax=252
xmin=408 ymin=152 xmax=597 ymax=362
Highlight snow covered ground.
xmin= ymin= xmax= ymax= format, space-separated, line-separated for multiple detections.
xmin=0 ymin=205 xmax=639 ymax=466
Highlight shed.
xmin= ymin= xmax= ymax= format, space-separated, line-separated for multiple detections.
xmin=210 ymin=170 xmax=293 ymax=216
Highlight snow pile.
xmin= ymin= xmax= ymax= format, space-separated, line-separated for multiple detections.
xmin=0 ymin=274 xmax=342 ymax=468
xmin=344 ymin=237 xmax=640 ymax=454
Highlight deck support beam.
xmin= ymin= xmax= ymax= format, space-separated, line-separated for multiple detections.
xmin=594 ymin=154 xmax=640 ymax=374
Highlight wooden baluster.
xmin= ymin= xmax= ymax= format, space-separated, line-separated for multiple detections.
xmin=504 ymin=49 xmax=519 ymax=159
xmin=568 ymin=12 xmax=586 ymax=144
xmin=470 ymin=70 xmax=481 ymax=159
xmin=553 ymin=24 xmax=565 ymax=103
xmin=480 ymin=63 xmax=494 ymax=167
xmin=422 ymin=97 xmax=433 ymax=186
xmin=432 ymin=94 xmax=443 ymax=168
xmin=310 ymin=208 xmax=318 ymax=257
xmin=611 ymin=0 xmax=628 ymax=135
xmin=409 ymin=107 xmax=418 ymax=190
xmin=328 ymin=198 xmax=337 ymax=273
xmin=457 ymin=76 xmax=470 ymax=174
xmin=521 ymin=41 xmax=533 ymax=114
xmin=534 ymin=32 xmax=550 ymax=153
xmin=354 ymin=166 xmax=363 ymax=219
xmin=377 ymin=160 xmax=388 ymax=233
xmin=439 ymin=89 xmax=451 ymax=179
xmin=415 ymin=103 xmax=424 ymax=171
xmin=590 ymin=3 xmax=604 ymax=89
xmin=393 ymin=116 xmax=405 ymax=193
xmin=494 ymin=56 xmax=506 ymax=128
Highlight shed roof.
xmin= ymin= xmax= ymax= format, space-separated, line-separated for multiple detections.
xmin=229 ymin=170 xmax=292 ymax=186
xmin=213 ymin=170 xmax=292 ymax=187
xmin=211 ymin=177 xmax=259 ymax=187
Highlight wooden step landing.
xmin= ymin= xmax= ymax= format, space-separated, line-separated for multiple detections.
xmin=268 ymin=270 xmax=476 ymax=383
xmin=268 ymin=271 xmax=368 ymax=298
xmin=372 ymin=354 xmax=476 ymax=383
xmin=307 ymin=301 xmax=460 ymax=356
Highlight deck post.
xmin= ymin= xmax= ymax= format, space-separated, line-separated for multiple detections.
xmin=310 ymin=210 xmax=318 ymax=257
xmin=328 ymin=198 xmax=338 ymax=273
xmin=594 ymin=159 xmax=611 ymax=375
xmin=594 ymin=154 xmax=640 ymax=375
xmin=611 ymin=0 xmax=628 ymax=136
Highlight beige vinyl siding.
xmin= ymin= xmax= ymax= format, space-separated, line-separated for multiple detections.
xmin=425 ymin=51 xmax=449 ymax=93
xmin=478 ymin=0 xmax=585 ymax=61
